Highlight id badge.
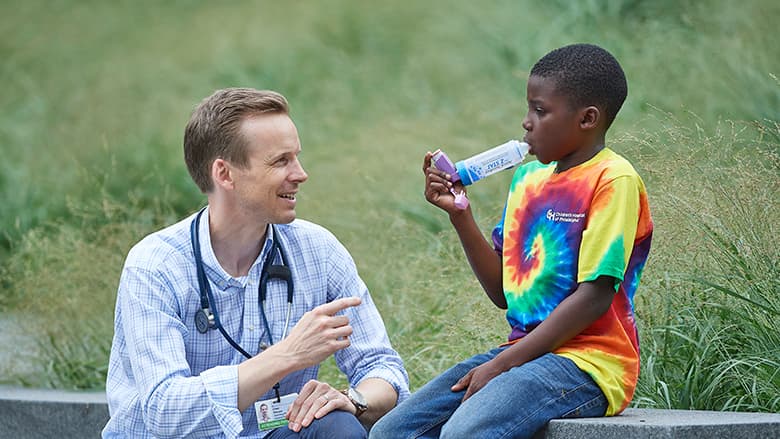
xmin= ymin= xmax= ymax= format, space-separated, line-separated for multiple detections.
xmin=256 ymin=393 xmax=298 ymax=431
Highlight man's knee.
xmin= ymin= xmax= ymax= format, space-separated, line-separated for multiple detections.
xmin=304 ymin=410 xmax=366 ymax=439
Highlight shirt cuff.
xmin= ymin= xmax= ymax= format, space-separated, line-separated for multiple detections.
xmin=200 ymin=365 xmax=244 ymax=438
xmin=357 ymin=366 xmax=411 ymax=404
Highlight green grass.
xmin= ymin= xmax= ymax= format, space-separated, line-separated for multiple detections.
xmin=625 ymin=115 xmax=779 ymax=412
xmin=1 ymin=0 xmax=778 ymax=412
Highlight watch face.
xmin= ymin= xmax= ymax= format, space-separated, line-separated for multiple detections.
xmin=348 ymin=387 xmax=367 ymax=408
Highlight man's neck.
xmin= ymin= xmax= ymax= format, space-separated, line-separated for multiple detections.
xmin=207 ymin=202 xmax=267 ymax=278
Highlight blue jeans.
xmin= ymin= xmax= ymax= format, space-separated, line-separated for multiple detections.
xmin=370 ymin=349 xmax=607 ymax=439
xmin=266 ymin=410 xmax=366 ymax=439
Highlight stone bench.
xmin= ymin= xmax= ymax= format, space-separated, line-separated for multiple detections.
xmin=2 ymin=386 xmax=779 ymax=438
xmin=539 ymin=408 xmax=780 ymax=438
xmin=0 ymin=386 xmax=108 ymax=438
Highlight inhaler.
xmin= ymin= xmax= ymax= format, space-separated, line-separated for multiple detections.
xmin=431 ymin=139 xmax=530 ymax=210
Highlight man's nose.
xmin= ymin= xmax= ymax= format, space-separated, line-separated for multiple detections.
xmin=291 ymin=158 xmax=308 ymax=182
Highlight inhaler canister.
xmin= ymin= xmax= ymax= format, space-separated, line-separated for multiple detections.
xmin=431 ymin=149 xmax=469 ymax=209
xmin=431 ymin=149 xmax=460 ymax=183
xmin=454 ymin=140 xmax=529 ymax=186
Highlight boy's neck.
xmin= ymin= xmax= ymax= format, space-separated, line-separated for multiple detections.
xmin=554 ymin=136 xmax=606 ymax=173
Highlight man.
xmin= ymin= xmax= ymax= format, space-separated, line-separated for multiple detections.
xmin=104 ymin=88 xmax=409 ymax=438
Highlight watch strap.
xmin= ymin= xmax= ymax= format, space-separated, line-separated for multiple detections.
xmin=341 ymin=388 xmax=367 ymax=418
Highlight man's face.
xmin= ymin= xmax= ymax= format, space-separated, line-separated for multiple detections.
xmin=521 ymin=75 xmax=583 ymax=165
xmin=230 ymin=113 xmax=308 ymax=225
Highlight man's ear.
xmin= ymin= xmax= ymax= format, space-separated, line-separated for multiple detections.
xmin=211 ymin=158 xmax=234 ymax=190
xmin=579 ymin=106 xmax=600 ymax=130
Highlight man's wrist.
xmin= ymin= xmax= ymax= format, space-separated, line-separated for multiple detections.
xmin=341 ymin=387 xmax=368 ymax=418
xmin=258 ymin=342 xmax=303 ymax=376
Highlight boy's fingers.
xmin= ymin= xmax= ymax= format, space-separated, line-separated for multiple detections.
xmin=451 ymin=370 xmax=472 ymax=391
xmin=423 ymin=152 xmax=433 ymax=173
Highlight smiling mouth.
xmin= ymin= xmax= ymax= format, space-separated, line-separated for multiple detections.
xmin=279 ymin=193 xmax=296 ymax=200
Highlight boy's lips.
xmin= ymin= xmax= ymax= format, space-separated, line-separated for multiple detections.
xmin=524 ymin=138 xmax=535 ymax=154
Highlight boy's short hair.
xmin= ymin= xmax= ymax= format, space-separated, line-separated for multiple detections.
xmin=531 ymin=43 xmax=627 ymax=129
xmin=184 ymin=88 xmax=289 ymax=193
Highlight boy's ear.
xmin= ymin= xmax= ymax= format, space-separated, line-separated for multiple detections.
xmin=211 ymin=158 xmax=235 ymax=190
xmin=579 ymin=106 xmax=600 ymax=130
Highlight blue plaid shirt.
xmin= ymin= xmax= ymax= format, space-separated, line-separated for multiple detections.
xmin=103 ymin=208 xmax=409 ymax=438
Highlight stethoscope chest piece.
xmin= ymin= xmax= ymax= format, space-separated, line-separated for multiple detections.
xmin=195 ymin=307 xmax=215 ymax=334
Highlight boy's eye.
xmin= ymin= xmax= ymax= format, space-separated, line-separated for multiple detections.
xmin=535 ymin=107 xmax=545 ymax=115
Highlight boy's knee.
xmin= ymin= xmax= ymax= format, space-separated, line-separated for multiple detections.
xmin=367 ymin=414 xmax=393 ymax=439
xmin=439 ymin=417 xmax=468 ymax=439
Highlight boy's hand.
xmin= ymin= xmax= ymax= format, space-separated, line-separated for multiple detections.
xmin=423 ymin=151 xmax=467 ymax=214
xmin=451 ymin=358 xmax=505 ymax=401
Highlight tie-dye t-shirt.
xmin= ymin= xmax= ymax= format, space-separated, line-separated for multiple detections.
xmin=492 ymin=147 xmax=653 ymax=415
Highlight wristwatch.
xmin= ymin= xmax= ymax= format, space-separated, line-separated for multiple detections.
xmin=341 ymin=387 xmax=368 ymax=418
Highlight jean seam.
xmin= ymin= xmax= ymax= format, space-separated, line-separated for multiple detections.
xmin=409 ymin=411 xmax=453 ymax=438
xmin=497 ymin=379 xmax=595 ymax=439
xmin=560 ymin=392 xmax=606 ymax=418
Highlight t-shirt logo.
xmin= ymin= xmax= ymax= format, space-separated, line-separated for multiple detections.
xmin=545 ymin=209 xmax=586 ymax=223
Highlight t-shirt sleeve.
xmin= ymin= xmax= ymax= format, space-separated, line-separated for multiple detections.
xmin=578 ymin=175 xmax=641 ymax=288
xmin=492 ymin=204 xmax=508 ymax=254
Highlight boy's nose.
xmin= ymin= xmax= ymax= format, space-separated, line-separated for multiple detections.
xmin=522 ymin=114 xmax=532 ymax=131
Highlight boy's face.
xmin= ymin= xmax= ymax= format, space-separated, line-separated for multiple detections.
xmin=522 ymin=75 xmax=584 ymax=165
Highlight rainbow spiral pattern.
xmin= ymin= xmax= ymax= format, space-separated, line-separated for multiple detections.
xmin=493 ymin=148 xmax=653 ymax=415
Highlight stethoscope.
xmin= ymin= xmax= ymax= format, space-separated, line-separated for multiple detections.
xmin=190 ymin=207 xmax=294 ymax=360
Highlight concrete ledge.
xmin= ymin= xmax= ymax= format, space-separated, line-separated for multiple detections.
xmin=0 ymin=386 xmax=108 ymax=438
xmin=541 ymin=408 xmax=780 ymax=439
xmin=2 ymin=387 xmax=779 ymax=438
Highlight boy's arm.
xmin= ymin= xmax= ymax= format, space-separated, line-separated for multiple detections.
xmin=423 ymin=152 xmax=506 ymax=308
xmin=452 ymin=275 xmax=615 ymax=400
xmin=448 ymin=208 xmax=505 ymax=308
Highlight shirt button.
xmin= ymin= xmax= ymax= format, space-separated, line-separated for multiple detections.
xmin=248 ymin=324 xmax=255 ymax=331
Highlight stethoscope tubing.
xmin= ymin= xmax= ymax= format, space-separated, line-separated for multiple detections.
xmin=190 ymin=207 xmax=293 ymax=359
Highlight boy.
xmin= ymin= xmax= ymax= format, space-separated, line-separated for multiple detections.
xmin=370 ymin=43 xmax=653 ymax=438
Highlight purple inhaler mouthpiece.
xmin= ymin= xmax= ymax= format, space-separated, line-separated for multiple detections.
xmin=431 ymin=149 xmax=469 ymax=210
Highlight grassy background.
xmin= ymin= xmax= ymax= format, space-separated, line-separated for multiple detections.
xmin=1 ymin=0 xmax=778 ymax=412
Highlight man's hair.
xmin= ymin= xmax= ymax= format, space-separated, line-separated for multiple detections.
xmin=530 ymin=43 xmax=627 ymax=129
xmin=184 ymin=88 xmax=289 ymax=193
